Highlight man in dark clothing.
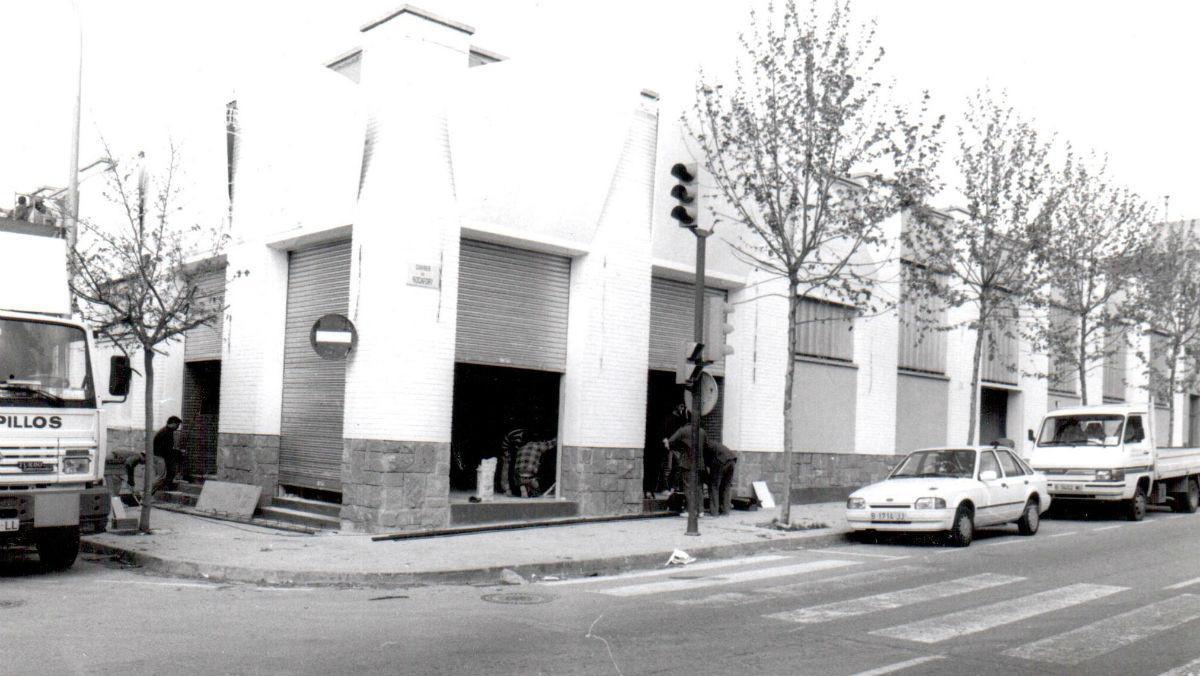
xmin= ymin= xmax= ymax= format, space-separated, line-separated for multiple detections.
xmin=667 ymin=422 xmax=708 ymax=514
xmin=706 ymin=441 xmax=738 ymax=516
xmin=126 ymin=416 xmax=184 ymax=491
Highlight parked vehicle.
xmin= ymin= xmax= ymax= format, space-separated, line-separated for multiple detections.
xmin=845 ymin=445 xmax=1052 ymax=547
xmin=1027 ymin=403 xmax=1200 ymax=521
xmin=1 ymin=215 xmax=131 ymax=569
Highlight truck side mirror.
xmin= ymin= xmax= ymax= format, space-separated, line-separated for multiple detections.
xmin=1027 ymin=429 xmax=1035 ymax=442
xmin=108 ymin=355 xmax=131 ymax=397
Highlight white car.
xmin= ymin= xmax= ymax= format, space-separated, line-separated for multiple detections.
xmin=845 ymin=445 xmax=1052 ymax=547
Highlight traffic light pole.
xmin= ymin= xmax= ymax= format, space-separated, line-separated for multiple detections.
xmin=686 ymin=228 xmax=709 ymax=536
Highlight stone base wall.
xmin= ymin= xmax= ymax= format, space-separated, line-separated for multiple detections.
xmin=736 ymin=451 xmax=897 ymax=505
xmin=217 ymin=433 xmax=280 ymax=507
xmin=560 ymin=446 xmax=642 ymax=516
xmin=340 ymin=439 xmax=450 ymax=533
xmin=105 ymin=427 xmax=144 ymax=461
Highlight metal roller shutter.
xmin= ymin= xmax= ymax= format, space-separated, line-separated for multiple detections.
xmin=183 ymin=267 xmax=226 ymax=362
xmin=455 ymin=240 xmax=571 ymax=372
xmin=648 ymin=278 xmax=726 ymax=376
xmin=279 ymin=239 xmax=352 ymax=492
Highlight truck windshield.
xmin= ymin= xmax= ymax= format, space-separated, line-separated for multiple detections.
xmin=1037 ymin=414 xmax=1124 ymax=447
xmin=0 ymin=318 xmax=94 ymax=408
xmin=890 ymin=449 xmax=976 ymax=479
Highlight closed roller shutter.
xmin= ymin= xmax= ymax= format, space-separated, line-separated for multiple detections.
xmin=184 ymin=267 xmax=226 ymax=362
xmin=455 ymin=240 xmax=571 ymax=372
xmin=279 ymin=239 xmax=351 ymax=492
xmin=648 ymin=278 xmax=726 ymax=376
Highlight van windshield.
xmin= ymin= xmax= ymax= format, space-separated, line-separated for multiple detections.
xmin=1037 ymin=414 xmax=1124 ymax=447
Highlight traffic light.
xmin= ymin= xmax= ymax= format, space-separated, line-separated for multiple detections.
xmin=669 ymin=162 xmax=699 ymax=227
xmin=676 ymin=341 xmax=704 ymax=385
xmin=703 ymin=296 xmax=735 ymax=362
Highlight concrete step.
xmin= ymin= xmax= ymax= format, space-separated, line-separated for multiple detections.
xmin=450 ymin=499 xmax=579 ymax=525
xmin=258 ymin=505 xmax=340 ymax=530
xmin=159 ymin=490 xmax=198 ymax=508
xmin=271 ymin=495 xmax=341 ymax=519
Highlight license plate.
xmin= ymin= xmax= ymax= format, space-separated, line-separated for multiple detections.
xmin=871 ymin=511 xmax=906 ymax=521
xmin=1053 ymin=483 xmax=1083 ymax=492
xmin=1 ymin=518 xmax=18 ymax=532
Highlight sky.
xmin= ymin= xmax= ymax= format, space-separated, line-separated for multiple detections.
xmin=1 ymin=0 xmax=1197 ymax=225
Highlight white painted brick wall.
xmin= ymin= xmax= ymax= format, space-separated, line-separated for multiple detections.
xmin=853 ymin=211 xmax=901 ymax=455
xmin=723 ymin=271 xmax=789 ymax=454
xmin=1018 ymin=308 xmax=1049 ymax=455
xmin=561 ymin=103 xmax=658 ymax=448
xmin=340 ymin=10 xmax=470 ymax=443
xmin=98 ymin=339 xmax=184 ymax=431
xmin=944 ymin=300 xmax=978 ymax=446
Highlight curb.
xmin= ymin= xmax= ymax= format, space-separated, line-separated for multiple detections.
xmin=81 ymin=527 xmax=854 ymax=588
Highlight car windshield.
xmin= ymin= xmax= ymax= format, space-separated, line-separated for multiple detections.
xmin=0 ymin=318 xmax=94 ymax=408
xmin=890 ymin=449 xmax=976 ymax=479
xmin=1037 ymin=414 xmax=1123 ymax=447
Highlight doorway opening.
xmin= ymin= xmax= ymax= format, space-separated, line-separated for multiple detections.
xmin=979 ymin=386 xmax=1010 ymax=446
xmin=449 ymin=363 xmax=561 ymax=501
xmin=181 ymin=360 xmax=220 ymax=480
xmin=642 ymin=370 xmax=723 ymax=502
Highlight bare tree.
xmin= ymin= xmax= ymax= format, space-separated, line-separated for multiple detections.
xmin=689 ymin=0 xmax=943 ymax=524
xmin=1026 ymin=149 xmax=1156 ymax=404
xmin=69 ymin=144 xmax=228 ymax=532
xmin=904 ymin=91 xmax=1057 ymax=444
xmin=1134 ymin=220 xmax=1200 ymax=445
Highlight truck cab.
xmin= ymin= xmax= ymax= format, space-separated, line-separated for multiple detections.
xmin=1028 ymin=403 xmax=1200 ymax=520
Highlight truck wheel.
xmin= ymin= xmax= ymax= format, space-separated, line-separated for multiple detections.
xmin=35 ymin=526 xmax=81 ymax=571
xmin=1126 ymin=487 xmax=1147 ymax=522
xmin=1017 ymin=500 xmax=1040 ymax=535
xmin=1174 ymin=478 xmax=1200 ymax=514
xmin=948 ymin=506 xmax=974 ymax=547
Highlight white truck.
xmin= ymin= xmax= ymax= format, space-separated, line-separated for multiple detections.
xmin=0 ymin=215 xmax=131 ymax=569
xmin=1027 ymin=403 xmax=1200 ymax=521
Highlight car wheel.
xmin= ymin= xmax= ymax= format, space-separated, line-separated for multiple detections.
xmin=1126 ymin=486 xmax=1147 ymax=522
xmin=948 ymin=506 xmax=973 ymax=547
xmin=1173 ymin=478 xmax=1199 ymax=514
xmin=1016 ymin=499 xmax=1040 ymax=535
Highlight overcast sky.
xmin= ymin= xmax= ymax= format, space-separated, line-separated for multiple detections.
xmin=2 ymin=0 xmax=1197 ymax=223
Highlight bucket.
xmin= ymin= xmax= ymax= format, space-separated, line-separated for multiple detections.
xmin=476 ymin=457 xmax=497 ymax=501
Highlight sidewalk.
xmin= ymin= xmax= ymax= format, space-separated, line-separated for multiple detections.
xmin=82 ymin=503 xmax=852 ymax=588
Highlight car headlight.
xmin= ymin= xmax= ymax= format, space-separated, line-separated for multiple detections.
xmin=913 ymin=497 xmax=946 ymax=509
xmin=846 ymin=497 xmax=866 ymax=510
xmin=62 ymin=458 xmax=91 ymax=474
xmin=1095 ymin=469 xmax=1124 ymax=482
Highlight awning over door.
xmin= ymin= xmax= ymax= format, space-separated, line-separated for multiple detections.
xmin=278 ymin=239 xmax=351 ymax=492
xmin=455 ymin=240 xmax=571 ymax=372
xmin=183 ymin=266 xmax=226 ymax=362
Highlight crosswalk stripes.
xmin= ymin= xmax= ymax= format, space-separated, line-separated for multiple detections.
xmin=1159 ymin=655 xmax=1200 ymax=676
xmin=597 ymin=559 xmax=862 ymax=597
xmin=541 ymin=554 xmax=791 ymax=586
xmin=672 ymin=565 xmax=935 ymax=608
xmin=766 ymin=573 xmax=1022 ymax=624
xmin=848 ymin=655 xmax=945 ymax=676
xmin=871 ymin=583 xmax=1126 ymax=643
xmin=1003 ymin=594 xmax=1200 ymax=666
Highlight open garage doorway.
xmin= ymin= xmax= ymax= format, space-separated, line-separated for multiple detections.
xmin=181 ymin=360 xmax=220 ymax=479
xmin=450 ymin=363 xmax=561 ymax=499
xmin=642 ymin=370 xmax=723 ymax=501
xmin=979 ymin=386 xmax=1010 ymax=446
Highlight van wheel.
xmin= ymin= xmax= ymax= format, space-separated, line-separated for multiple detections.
xmin=1174 ymin=478 xmax=1200 ymax=514
xmin=1126 ymin=487 xmax=1147 ymax=522
xmin=948 ymin=506 xmax=974 ymax=547
xmin=35 ymin=526 xmax=80 ymax=571
xmin=1017 ymin=500 xmax=1040 ymax=535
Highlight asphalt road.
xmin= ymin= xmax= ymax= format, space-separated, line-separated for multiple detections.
xmin=4 ymin=505 xmax=1200 ymax=676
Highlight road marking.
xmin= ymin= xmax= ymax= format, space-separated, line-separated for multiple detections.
xmin=1158 ymin=655 xmax=1200 ymax=675
xmin=672 ymin=565 xmax=935 ymax=608
xmin=980 ymin=538 xmax=1029 ymax=547
xmin=872 ymin=583 xmax=1126 ymax=643
xmin=1004 ymin=594 xmax=1200 ymax=665
xmin=767 ymin=573 xmax=1021 ymax=624
xmin=1092 ymin=525 xmax=1123 ymax=531
xmin=1166 ymin=577 xmax=1200 ymax=591
xmin=105 ymin=579 xmax=223 ymax=590
xmin=804 ymin=548 xmax=910 ymax=560
xmin=1048 ymin=531 xmax=1078 ymax=538
xmin=850 ymin=655 xmax=945 ymax=676
xmin=599 ymin=559 xmax=861 ymax=597
xmin=542 ymin=554 xmax=790 ymax=586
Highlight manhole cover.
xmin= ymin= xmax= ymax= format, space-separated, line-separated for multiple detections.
xmin=481 ymin=592 xmax=555 ymax=605
xmin=0 ymin=599 xmax=26 ymax=609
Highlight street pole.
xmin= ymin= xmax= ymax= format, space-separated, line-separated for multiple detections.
xmin=686 ymin=228 xmax=708 ymax=536
xmin=65 ymin=0 xmax=82 ymax=252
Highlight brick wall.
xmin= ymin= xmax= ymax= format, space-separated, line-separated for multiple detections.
xmin=560 ymin=446 xmax=643 ymax=516
xmin=217 ymin=433 xmax=280 ymax=507
xmin=736 ymin=450 xmax=897 ymax=504
xmin=340 ymin=439 xmax=450 ymax=532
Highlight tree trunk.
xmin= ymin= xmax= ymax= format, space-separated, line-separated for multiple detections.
xmin=1077 ymin=315 xmax=1089 ymax=404
xmin=780 ymin=278 xmax=800 ymax=525
xmin=139 ymin=348 xmax=155 ymax=533
xmin=967 ymin=320 xmax=985 ymax=445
